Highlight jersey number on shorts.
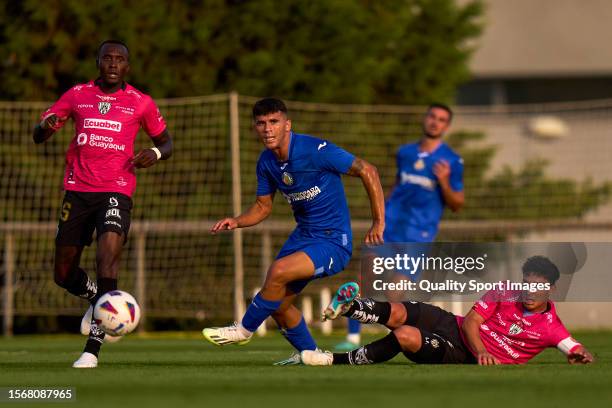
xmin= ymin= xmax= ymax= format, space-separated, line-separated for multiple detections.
xmin=61 ymin=202 xmax=72 ymax=221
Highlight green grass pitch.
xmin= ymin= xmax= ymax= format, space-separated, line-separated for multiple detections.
xmin=0 ymin=331 xmax=610 ymax=408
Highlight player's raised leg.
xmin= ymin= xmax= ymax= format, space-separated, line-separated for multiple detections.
xmin=203 ymin=251 xmax=316 ymax=346
xmin=324 ymin=283 xmax=410 ymax=330
xmin=73 ymin=231 xmax=123 ymax=368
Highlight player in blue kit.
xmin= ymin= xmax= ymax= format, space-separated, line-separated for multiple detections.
xmin=384 ymin=103 xmax=464 ymax=242
xmin=336 ymin=103 xmax=464 ymax=350
xmin=202 ymin=98 xmax=385 ymax=360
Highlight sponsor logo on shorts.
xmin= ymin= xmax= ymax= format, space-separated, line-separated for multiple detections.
xmin=430 ymin=338 xmax=440 ymax=349
xmin=105 ymin=208 xmax=122 ymax=219
xmin=104 ymin=220 xmax=122 ymax=228
xmin=109 ymin=197 xmax=119 ymax=207
xmin=84 ymin=118 xmax=122 ymax=132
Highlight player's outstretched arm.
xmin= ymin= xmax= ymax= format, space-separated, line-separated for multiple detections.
xmin=33 ymin=114 xmax=66 ymax=144
xmin=567 ymin=345 xmax=594 ymax=365
xmin=433 ymin=159 xmax=464 ymax=212
xmin=346 ymin=157 xmax=385 ymax=245
xmin=211 ymin=194 xmax=273 ymax=234
xmin=462 ymin=309 xmax=500 ymax=366
xmin=131 ymin=129 xmax=173 ymax=169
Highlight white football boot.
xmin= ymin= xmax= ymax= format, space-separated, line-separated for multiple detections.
xmin=80 ymin=305 xmax=121 ymax=343
xmin=300 ymin=349 xmax=333 ymax=366
xmin=202 ymin=322 xmax=252 ymax=346
xmin=72 ymin=352 xmax=98 ymax=368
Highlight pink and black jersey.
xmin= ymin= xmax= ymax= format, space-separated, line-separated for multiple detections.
xmin=457 ymin=290 xmax=581 ymax=364
xmin=41 ymin=80 xmax=167 ymax=197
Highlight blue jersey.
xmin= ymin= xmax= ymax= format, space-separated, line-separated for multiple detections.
xmin=256 ymin=132 xmax=355 ymax=245
xmin=384 ymin=142 xmax=463 ymax=242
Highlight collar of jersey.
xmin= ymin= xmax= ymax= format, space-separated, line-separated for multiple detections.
xmin=277 ymin=131 xmax=295 ymax=164
xmin=93 ymin=78 xmax=127 ymax=92
xmin=522 ymin=301 xmax=552 ymax=316
xmin=417 ymin=140 xmax=444 ymax=156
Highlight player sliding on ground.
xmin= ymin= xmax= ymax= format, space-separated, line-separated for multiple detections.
xmin=203 ymin=98 xmax=385 ymax=364
xmin=302 ymin=256 xmax=594 ymax=366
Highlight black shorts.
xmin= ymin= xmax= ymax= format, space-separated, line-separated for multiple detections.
xmin=401 ymin=302 xmax=477 ymax=364
xmin=56 ymin=191 xmax=133 ymax=247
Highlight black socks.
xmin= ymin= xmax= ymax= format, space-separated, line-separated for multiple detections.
xmin=333 ymin=333 xmax=402 ymax=365
xmin=343 ymin=298 xmax=391 ymax=325
xmin=61 ymin=268 xmax=97 ymax=303
xmin=83 ymin=277 xmax=117 ymax=357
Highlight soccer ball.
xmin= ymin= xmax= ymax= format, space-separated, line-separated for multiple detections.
xmin=93 ymin=290 xmax=141 ymax=336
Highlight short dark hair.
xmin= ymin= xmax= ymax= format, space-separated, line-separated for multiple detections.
xmin=253 ymin=98 xmax=288 ymax=119
xmin=427 ymin=103 xmax=453 ymax=122
xmin=522 ymin=256 xmax=560 ymax=284
xmin=97 ymin=40 xmax=130 ymax=60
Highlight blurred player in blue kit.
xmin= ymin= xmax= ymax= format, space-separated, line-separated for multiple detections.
xmin=203 ymin=98 xmax=385 ymax=364
xmin=336 ymin=103 xmax=464 ymax=350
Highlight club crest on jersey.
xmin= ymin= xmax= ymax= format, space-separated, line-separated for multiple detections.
xmin=509 ymin=323 xmax=523 ymax=335
xmin=414 ymin=158 xmax=425 ymax=170
xmin=98 ymin=102 xmax=111 ymax=115
xmin=282 ymin=171 xmax=294 ymax=186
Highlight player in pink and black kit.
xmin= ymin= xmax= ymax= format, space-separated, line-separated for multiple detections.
xmin=33 ymin=40 xmax=173 ymax=368
xmin=302 ymin=256 xmax=594 ymax=366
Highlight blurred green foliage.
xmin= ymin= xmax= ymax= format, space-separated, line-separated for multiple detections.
xmin=445 ymin=131 xmax=612 ymax=220
xmin=0 ymin=0 xmax=482 ymax=103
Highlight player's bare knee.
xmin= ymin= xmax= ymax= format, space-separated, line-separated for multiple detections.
xmin=266 ymin=262 xmax=290 ymax=285
xmin=386 ymin=303 xmax=408 ymax=328
xmin=53 ymin=261 xmax=72 ymax=287
xmin=393 ymin=326 xmax=421 ymax=352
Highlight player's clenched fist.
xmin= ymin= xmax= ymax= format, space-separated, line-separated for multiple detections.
xmin=40 ymin=113 xmax=68 ymax=130
xmin=433 ymin=159 xmax=451 ymax=182
xmin=131 ymin=148 xmax=159 ymax=169
xmin=211 ymin=218 xmax=238 ymax=234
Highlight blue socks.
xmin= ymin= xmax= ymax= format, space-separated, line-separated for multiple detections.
xmin=241 ymin=293 xmax=282 ymax=332
xmin=282 ymin=317 xmax=317 ymax=351
xmin=242 ymin=293 xmax=317 ymax=351
xmin=348 ymin=317 xmax=361 ymax=334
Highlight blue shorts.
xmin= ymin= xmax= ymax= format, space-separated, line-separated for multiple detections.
xmin=383 ymin=224 xmax=436 ymax=243
xmin=277 ymin=230 xmax=352 ymax=294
